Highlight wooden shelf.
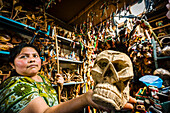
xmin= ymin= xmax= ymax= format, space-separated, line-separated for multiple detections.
xmin=149 ymin=16 xmax=167 ymax=23
xmin=0 ymin=15 xmax=50 ymax=39
xmin=58 ymin=57 xmax=83 ymax=64
xmin=0 ymin=51 xmax=10 ymax=55
xmin=0 ymin=51 xmax=83 ymax=64
xmin=158 ymin=34 xmax=170 ymax=39
xmin=152 ymin=23 xmax=170 ymax=31
xmin=57 ymin=35 xmax=81 ymax=48
xmin=52 ymin=81 xmax=84 ymax=86
xmin=157 ymin=56 xmax=170 ymax=60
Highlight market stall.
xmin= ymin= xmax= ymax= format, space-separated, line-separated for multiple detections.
xmin=0 ymin=0 xmax=169 ymax=113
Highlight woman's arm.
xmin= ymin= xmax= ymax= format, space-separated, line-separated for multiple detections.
xmin=20 ymin=89 xmax=136 ymax=113
xmin=20 ymin=90 xmax=102 ymax=113
xmin=45 ymin=90 xmax=94 ymax=113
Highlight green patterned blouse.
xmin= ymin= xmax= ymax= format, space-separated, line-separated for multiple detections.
xmin=0 ymin=74 xmax=58 ymax=113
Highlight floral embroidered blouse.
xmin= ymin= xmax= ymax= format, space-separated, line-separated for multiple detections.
xmin=0 ymin=74 xmax=58 ymax=113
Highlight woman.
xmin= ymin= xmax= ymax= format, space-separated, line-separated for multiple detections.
xmin=0 ymin=43 xmax=136 ymax=113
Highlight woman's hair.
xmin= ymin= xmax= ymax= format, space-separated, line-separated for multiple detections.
xmin=9 ymin=43 xmax=40 ymax=64
xmin=9 ymin=43 xmax=40 ymax=76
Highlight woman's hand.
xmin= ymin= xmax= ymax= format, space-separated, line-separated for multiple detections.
xmin=55 ymin=73 xmax=64 ymax=90
xmin=55 ymin=74 xmax=64 ymax=84
xmin=84 ymin=90 xmax=110 ymax=112
xmin=84 ymin=90 xmax=136 ymax=112
xmin=123 ymin=96 xmax=136 ymax=109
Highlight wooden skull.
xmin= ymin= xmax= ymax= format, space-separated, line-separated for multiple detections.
xmin=91 ymin=50 xmax=134 ymax=110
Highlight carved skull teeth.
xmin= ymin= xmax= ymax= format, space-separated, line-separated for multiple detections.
xmin=93 ymin=85 xmax=122 ymax=110
xmin=106 ymin=90 xmax=111 ymax=98
xmin=94 ymin=83 xmax=121 ymax=99
xmin=91 ymin=50 xmax=134 ymax=110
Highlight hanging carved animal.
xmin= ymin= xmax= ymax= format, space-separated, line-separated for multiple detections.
xmin=91 ymin=50 xmax=134 ymax=110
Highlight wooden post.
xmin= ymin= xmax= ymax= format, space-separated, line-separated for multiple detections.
xmin=53 ymin=26 xmax=61 ymax=104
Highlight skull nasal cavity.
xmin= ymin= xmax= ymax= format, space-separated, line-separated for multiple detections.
xmin=104 ymin=68 xmax=113 ymax=78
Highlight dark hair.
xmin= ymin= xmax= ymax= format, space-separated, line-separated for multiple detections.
xmin=9 ymin=43 xmax=40 ymax=76
xmin=9 ymin=43 xmax=40 ymax=64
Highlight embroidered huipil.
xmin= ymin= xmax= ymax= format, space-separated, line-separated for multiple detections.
xmin=0 ymin=74 xmax=58 ymax=113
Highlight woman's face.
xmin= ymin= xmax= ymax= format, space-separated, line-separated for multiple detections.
xmin=11 ymin=47 xmax=41 ymax=76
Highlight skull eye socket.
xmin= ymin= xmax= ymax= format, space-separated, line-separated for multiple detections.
xmin=123 ymin=80 xmax=129 ymax=86
xmin=97 ymin=59 xmax=109 ymax=70
xmin=112 ymin=62 xmax=127 ymax=72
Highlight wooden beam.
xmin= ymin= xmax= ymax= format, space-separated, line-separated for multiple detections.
xmin=149 ymin=16 xmax=167 ymax=23
xmin=152 ymin=23 xmax=170 ymax=31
